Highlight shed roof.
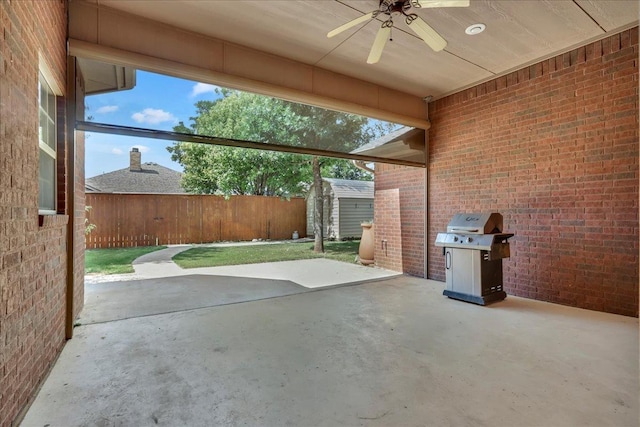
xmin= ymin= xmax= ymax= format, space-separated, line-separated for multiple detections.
xmin=86 ymin=163 xmax=186 ymax=194
xmin=323 ymin=178 xmax=373 ymax=199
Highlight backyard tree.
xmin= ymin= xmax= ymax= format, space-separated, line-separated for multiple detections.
xmin=286 ymin=102 xmax=370 ymax=252
xmin=168 ymin=89 xmax=391 ymax=252
xmin=168 ymin=96 xmax=311 ymax=196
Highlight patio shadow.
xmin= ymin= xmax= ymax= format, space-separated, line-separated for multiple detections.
xmin=80 ymin=274 xmax=309 ymax=324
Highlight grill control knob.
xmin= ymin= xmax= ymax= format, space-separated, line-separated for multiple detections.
xmin=453 ymin=236 xmax=458 ymax=242
xmin=467 ymin=237 xmax=473 ymax=243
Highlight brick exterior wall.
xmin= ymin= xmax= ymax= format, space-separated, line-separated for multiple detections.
xmin=426 ymin=28 xmax=638 ymax=317
xmin=72 ymin=72 xmax=86 ymax=321
xmin=373 ymin=188 xmax=402 ymax=271
xmin=374 ymin=164 xmax=426 ymax=277
xmin=0 ymin=1 xmax=85 ymax=425
xmin=74 ymin=125 xmax=86 ymax=321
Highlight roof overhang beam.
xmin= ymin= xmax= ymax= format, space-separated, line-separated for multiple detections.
xmin=77 ymin=121 xmax=426 ymax=168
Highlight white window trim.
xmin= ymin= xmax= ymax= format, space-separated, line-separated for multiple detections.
xmin=38 ymin=56 xmax=63 ymax=215
xmin=39 ymin=53 xmax=63 ymax=94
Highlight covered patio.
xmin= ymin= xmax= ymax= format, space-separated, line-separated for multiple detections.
xmin=22 ymin=273 xmax=637 ymax=426
xmin=1 ymin=1 xmax=638 ymax=425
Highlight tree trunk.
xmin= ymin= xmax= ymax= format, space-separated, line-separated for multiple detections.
xmin=312 ymin=156 xmax=324 ymax=253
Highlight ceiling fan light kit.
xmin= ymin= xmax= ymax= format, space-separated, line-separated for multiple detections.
xmin=327 ymin=0 xmax=470 ymax=64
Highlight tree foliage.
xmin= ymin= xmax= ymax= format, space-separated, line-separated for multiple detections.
xmin=168 ymin=89 xmax=386 ymax=196
xmin=168 ymin=94 xmax=311 ymax=196
xmin=84 ymin=205 xmax=96 ymax=235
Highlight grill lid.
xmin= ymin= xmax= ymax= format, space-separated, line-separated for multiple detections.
xmin=446 ymin=213 xmax=503 ymax=234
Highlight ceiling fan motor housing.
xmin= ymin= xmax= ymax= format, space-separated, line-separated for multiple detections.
xmin=380 ymin=0 xmax=412 ymax=15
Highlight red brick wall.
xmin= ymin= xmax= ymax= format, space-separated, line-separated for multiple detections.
xmin=373 ymin=188 xmax=402 ymax=271
xmin=374 ymin=164 xmax=426 ymax=277
xmin=74 ymin=121 xmax=86 ymax=320
xmin=0 ymin=1 xmax=84 ymax=425
xmin=73 ymin=71 xmax=86 ymax=320
xmin=428 ymin=28 xmax=638 ymax=317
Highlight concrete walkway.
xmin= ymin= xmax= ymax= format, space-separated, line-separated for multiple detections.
xmin=130 ymin=243 xmax=400 ymax=288
xmin=22 ymin=276 xmax=639 ymax=427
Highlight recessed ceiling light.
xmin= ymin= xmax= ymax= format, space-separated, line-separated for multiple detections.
xmin=465 ymin=23 xmax=486 ymax=35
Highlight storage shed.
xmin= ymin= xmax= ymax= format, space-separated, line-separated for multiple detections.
xmin=306 ymin=178 xmax=374 ymax=240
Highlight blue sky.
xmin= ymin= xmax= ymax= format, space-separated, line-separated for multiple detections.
xmin=84 ymin=71 xmax=222 ymax=178
xmin=84 ymin=70 xmax=397 ymax=178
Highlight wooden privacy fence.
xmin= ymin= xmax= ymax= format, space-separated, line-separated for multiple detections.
xmin=85 ymin=193 xmax=307 ymax=249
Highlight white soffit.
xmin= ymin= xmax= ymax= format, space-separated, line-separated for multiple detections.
xmin=77 ymin=58 xmax=136 ymax=95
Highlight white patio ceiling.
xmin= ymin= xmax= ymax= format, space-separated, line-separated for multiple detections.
xmin=84 ymin=0 xmax=639 ymax=99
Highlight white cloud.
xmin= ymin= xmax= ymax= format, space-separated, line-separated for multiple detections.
xmin=131 ymin=108 xmax=177 ymax=125
xmin=96 ymin=105 xmax=119 ymax=114
xmin=191 ymin=82 xmax=219 ymax=97
xmin=131 ymin=145 xmax=150 ymax=153
xmin=111 ymin=148 xmax=123 ymax=155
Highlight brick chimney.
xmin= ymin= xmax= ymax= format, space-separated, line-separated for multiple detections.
xmin=130 ymin=147 xmax=141 ymax=171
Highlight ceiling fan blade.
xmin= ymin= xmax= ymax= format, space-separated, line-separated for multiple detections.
xmin=367 ymin=25 xmax=391 ymax=64
xmin=407 ymin=16 xmax=447 ymax=52
xmin=413 ymin=0 xmax=470 ymax=8
xmin=327 ymin=11 xmax=375 ymax=38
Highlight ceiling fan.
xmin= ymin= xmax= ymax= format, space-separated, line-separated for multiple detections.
xmin=327 ymin=0 xmax=470 ymax=64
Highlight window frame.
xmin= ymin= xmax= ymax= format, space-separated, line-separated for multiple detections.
xmin=38 ymin=60 xmax=62 ymax=215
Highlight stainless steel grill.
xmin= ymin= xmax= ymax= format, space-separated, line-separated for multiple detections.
xmin=434 ymin=213 xmax=514 ymax=305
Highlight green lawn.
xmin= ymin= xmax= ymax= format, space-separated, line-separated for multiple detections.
xmin=85 ymin=246 xmax=167 ymax=275
xmin=173 ymin=240 xmax=360 ymax=269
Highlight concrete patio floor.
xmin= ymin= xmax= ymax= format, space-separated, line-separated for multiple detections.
xmin=22 ymin=275 xmax=638 ymax=427
xmin=83 ymin=243 xmax=400 ymax=287
xmin=133 ymin=257 xmax=401 ymax=289
xmin=80 ymin=275 xmax=310 ymax=324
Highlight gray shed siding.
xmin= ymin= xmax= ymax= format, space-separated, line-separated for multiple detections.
xmin=307 ymin=179 xmax=374 ymax=240
xmin=337 ymin=198 xmax=373 ymax=239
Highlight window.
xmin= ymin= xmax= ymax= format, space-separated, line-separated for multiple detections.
xmin=38 ymin=71 xmax=57 ymax=213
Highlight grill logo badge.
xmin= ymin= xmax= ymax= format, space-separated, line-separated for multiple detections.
xmin=466 ymin=216 xmax=479 ymax=222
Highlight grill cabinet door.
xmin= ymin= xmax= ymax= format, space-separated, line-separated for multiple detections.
xmin=447 ymin=248 xmax=480 ymax=295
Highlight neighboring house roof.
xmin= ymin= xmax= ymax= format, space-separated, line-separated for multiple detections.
xmin=351 ymin=126 xmax=425 ymax=163
xmin=321 ymin=178 xmax=374 ymax=199
xmin=84 ymin=182 xmax=102 ymax=193
xmin=86 ymin=163 xmax=186 ymax=194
